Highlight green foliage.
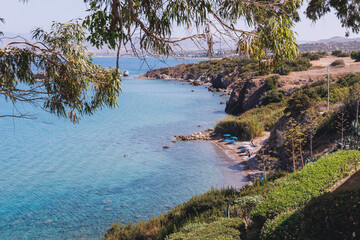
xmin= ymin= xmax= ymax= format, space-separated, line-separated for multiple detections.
xmin=166 ymin=218 xmax=245 ymax=240
xmin=0 ymin=21 xmax=121 ymax=123
xmin=264 ymin=75 xmax=280 ymax=90
xmin=261 ymin=189 xmax=360 ymax=240
xmin=332 ymin=50 xmax=343 ymax=56
xmin=83 ymin=0 xmax=301 ymax=61
xmin=351 ymin=50 xmax=360 ymax=62
xmin=301 ymin=52 xmax=320 ymax=60
xmin=251 ymin=150 xmax=360 ymax=228
xmin=215 ymin=103 xmax=285 ymax=140
xmin=330 ymin=59 xmax=345 ymax=67
xmin=338 ymin=73 xmax=360 ymax=87
xmin=104 ymin=188 xmax=239 ymax=240
xmin=260 ymin=210 xmax=304 ymax=240
xmin=303 ymin=190 xmax=360 ymax=240
xmin=261 ymin=89 xmax=284 ymax=106
xmin=285 ymin=92 xmax=314 ymax=116
xmin=339 ymin=52 xmax=350 ymax=57
xmin=273 ymin=57 xmax=312 ymax=75
xmin=235 ymin=195 xmax=263 ymax=226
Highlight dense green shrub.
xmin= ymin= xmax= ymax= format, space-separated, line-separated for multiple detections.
xmin=264 ymin=75 xmax=280 ymax=90
xmin=166 ymin=218 xmax=245 ymax=240
xmin=303 ymin=190 xmax=360 ymax=240
xmin=260 ymin=210 xmax=304 ymax=240
xmin=261 ymin=89 xmax=284 ymax=106
xmin=316 ymin=51 xmax=328 ymax=57
xmin=332 ymin=49 xmax=343 ymax=56
xmin=285 ymin=92 xmax=314 ymax=116
xmin=104 ymin=188 xmax=239 ymax=240
xmin=330 ymin=59 xmax=345 ymax=67
xmin=338 ymin=52 xmax=350 ymax=57
xmin=273 ymin=57 xmax=312 ymax=75
xmin=337 ymin=73 xmax=360 ymax=87
xmin=301 ymin=52 xmax=320 ymax=61
xmin=251 ymin=150 xmax=360 ymax=228
xmin=351 ymin=50 xmax=360 ymax=62
xmin=215 ymin=103 xmax=285 ymax=139
xmin=332 ymin=50 xmax=350 ymax=57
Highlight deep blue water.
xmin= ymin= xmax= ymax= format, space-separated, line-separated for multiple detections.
xmin=0 ymin=57 xmax=246 ymax=239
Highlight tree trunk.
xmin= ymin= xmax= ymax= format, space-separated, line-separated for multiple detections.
xmin=292 ymin=137 xmax=296 ymax=172
xmin=310 ymin=136 xmax=313 ymax=157
xmin=341 ymin=126 xmax=344 ymax=150
xmin=357 ymin=99 xmax=359 ymax=125
xmin=300 ymin=143 xmax=304 ymax=168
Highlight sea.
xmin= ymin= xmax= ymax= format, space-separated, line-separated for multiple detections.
xmin=0 ymin=57 xmax=247 ymax=239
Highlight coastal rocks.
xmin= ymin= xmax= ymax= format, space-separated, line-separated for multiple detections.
xmin=175 ymin=129 xmax=215 ymax=141
xmin=225 ymin=78 xmax=267 ymax=115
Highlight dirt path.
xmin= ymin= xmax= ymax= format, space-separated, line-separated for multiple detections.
xmin=212 ymin=131 xmax=271 ymax=183
xmin=252 ymin=56 xmax=360 ymax=94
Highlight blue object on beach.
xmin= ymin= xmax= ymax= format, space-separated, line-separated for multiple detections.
xmin=231 ymin=136 xmax=238 ymax=139
xmin=223 ymin=134 xmax=231 ymax=137
xmin=260 ymin=177 xmax=265 ymax=180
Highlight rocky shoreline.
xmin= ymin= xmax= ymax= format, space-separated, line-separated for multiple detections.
xmin=175 ymin=129 xmax=217 ymax=141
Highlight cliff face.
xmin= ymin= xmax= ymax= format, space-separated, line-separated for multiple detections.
xmin=225 ymin=78 xmax=267 ymax=115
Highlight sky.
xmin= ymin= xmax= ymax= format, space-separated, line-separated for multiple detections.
xmin=0 ymin=0 xmax=358 ymax=42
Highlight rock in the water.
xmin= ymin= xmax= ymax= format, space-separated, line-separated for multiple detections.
xmin=123 ymin=70 xmax=129 ymax=76
xmin=163 ymin=146 xmax=170 ymax=149
xmin=220 ymin=101 xmax=225 ymax=104
xmin=175 ymin=129 xmax=214 ymax=141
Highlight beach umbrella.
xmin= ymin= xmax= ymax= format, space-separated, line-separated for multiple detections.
xmin=230 ymin=136 xmax=238 ymax=139
xmin=223 ymin=134 xmax=231 ymax=137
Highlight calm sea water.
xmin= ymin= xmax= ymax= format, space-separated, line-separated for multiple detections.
xmin=0 ymin=57 xmax=246 ymax=239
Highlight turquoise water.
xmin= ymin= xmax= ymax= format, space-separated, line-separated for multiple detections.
xmin=0 ymin=57 xmax=246 ymax=239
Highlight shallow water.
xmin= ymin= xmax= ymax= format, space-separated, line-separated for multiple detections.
xmin=0 ymin=57 xmax=246 ymax=239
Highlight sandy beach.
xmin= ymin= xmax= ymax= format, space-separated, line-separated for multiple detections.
xmin=176 ymin=130 xmax=271 ymax=186
xmin=211 ymin=132 xmax=271 ymax=184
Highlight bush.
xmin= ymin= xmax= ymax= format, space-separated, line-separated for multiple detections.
xmin=332 ymin=49 xmax=343 ymax=56
xmin=166 ymin=218 xmax=245 ymax=240
xmin=303 ymin=190 xmax=360 ymax=240
xmin=215 ymin=103 xmax=285 ymax=139
xmin=337 ymin=73 xmax=360 ymax=87
xmin=301 ymin=52 xmax=320 ymax=61
xmin=261 ymin=89 xmax=284 ymax=106
xmin=251 ymin=150 xmax=360 ymax=228
xmin=264 ymin=75 xmax=280 ymax=90
xmin=285 ymin=92 xmax=314 ymax=116
xmin=273 ymin=57 xmax=312 ymax=75
xmin=338 ymin=52 xmax=350 ymax=57
xmin=351 ymin=50 xmax=360 ymax=62
xmin=330 ymin=59 xmax=345 ymax=67
xmin=260 ymin=210 xmax=304 ymax=240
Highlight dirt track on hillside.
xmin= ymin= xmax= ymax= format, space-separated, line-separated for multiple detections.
xmin=258 ymin=56 xmax=360 ymax=93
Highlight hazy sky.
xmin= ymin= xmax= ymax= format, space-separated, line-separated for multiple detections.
xmin=0 ymin=0 xmax=357 ymax=42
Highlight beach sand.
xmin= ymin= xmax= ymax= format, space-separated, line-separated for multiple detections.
xmin=211 ymin=131 xmax=271 ymax=186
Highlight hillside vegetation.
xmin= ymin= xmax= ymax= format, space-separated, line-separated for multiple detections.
xmin=104 ymin=150 xmax=360 ymax=240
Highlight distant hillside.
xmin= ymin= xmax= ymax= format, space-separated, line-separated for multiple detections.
xmin=299 ymin=36 xmax=360 ymax=52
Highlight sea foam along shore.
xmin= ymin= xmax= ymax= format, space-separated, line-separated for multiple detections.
xmin=175 ymin=130 xmax=270 ymax=187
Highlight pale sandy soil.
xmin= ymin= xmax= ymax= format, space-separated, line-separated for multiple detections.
xmin=278 ymin=56 xmax=360 ymax=91
xmin=211 ymin=131 xmax=271 ymax=185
